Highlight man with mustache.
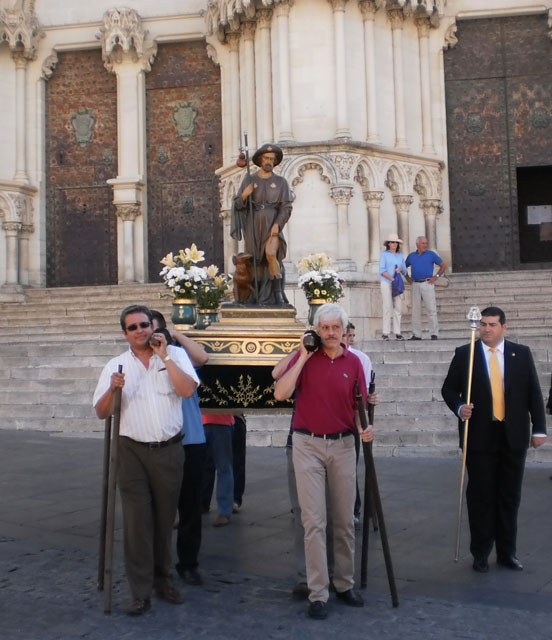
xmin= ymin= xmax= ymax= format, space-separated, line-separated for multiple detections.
xmin=232 ymin=143 xmax=292 ymax=306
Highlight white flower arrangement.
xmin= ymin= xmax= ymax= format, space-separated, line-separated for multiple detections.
xmin=159 ymin=244 xmax=208 ymax=299
xmin=297 ymin=253 xmax=344 ymax=303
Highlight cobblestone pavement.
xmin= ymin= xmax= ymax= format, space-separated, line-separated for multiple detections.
xmin=1 ymin=430 xmax=551 ymax=640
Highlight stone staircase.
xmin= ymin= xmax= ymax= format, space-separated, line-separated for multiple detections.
xmin=0 ymin=271 xmax=550 ymax=460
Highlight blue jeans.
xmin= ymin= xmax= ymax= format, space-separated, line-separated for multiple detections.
xmin=202 ymin=424 xmax=234 ymax=518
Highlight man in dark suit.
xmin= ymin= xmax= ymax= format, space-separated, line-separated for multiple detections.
xmin=442 ymin=306 xmax=546 ymax=573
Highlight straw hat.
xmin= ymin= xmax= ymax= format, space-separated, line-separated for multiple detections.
xmin=384 ymin=233 xmax=403 ymax=244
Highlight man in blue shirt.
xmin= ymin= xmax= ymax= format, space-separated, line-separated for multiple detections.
xmin=405 ymin=236 xmax=446 ymax=340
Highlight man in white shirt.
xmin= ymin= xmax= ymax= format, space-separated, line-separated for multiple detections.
xmin=94 ymin=305 xmax=199 ymax=616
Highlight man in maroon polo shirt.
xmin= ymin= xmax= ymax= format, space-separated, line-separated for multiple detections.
xmin=274 ymin=303 xmax=375 ymax=620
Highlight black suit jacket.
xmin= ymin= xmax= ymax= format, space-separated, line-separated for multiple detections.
xmin=442 ymin=339 xmax=546 ymax=452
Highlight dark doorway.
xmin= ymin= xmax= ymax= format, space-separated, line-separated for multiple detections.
xmin=145 ymin=41 xmax=223 ymax=282
xmin=46 ymin=50 xmax=118 ymax=287
xmin=444 ymin=14 xmax=552 ymax=272
xmin=517 ymin=166 xmax=552 ymax=264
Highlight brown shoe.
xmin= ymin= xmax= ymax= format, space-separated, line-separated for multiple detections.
xmin=213 ymin=514 xmax=230 ymax=527
xmin=156 ymin=582 xmax=184 ymax=605
xmin=126 ymin=597 xmax=151 ymax=616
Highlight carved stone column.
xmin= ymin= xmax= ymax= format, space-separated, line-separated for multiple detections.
xmin=420 ymin=198 xmax=441 ymax=250
xmin=415 ymin=16 xmax=435 ymax=154
xmin=220 ymin=209 xmax=237 ymax=274
xmin=274 ymin=0 xmax=294 ymax=142
xmin=241 ymin=21 xmax=257 ymax=150
xmin=256 ymin=9 xmax=274 ymax=145
xmin=12 ymin=52 xmax=29 ymax=184
xmin=116 ymin=204 xmax=140 ymax=283
xmin=3 ymin=221 xmax=22 ymax=286
xmin=359 ymin=0 xmax=380 ymax=143
xmin=363 ymin=190 xmax=384 ymax=270
xmin=329 ymin=0 xmax=351 ymax=140
xmin=387 ymin=6 xmax=408 ymax=150
xmin=392 ymin=194 xmax=413 ymax=253
xmin=330 ymin=185 xmax=356 ymax=271
xmin=19 ymin=224 xmax=34 ymax=286
xmin=99 ymin=8 xmax=157 ymax=283
xmin=227 ymin=32 xmax=242 ymax=155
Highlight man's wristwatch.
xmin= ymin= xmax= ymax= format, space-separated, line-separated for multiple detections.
xmin=163 ymin=355 xmax=172 ymax=363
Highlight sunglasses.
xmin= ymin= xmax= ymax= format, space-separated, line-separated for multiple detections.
xmin=125 ymin=321 xmax=151 ymax=332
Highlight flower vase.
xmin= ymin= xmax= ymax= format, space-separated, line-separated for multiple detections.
xmin=307 ymin=298 xmax=330 ymax=326
xmin=196 ymin=308 xmax=219 ymax=330
xmin=171 ymin=298 xmax=197 ymax=330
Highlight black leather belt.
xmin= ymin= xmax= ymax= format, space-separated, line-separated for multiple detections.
xmin=413 ymin=279 xmax=430 ymax=283
xmin=127 ymin=432 xmax=183 ymax=449
xmin=293 ymin=428 xmax=353 ymax=440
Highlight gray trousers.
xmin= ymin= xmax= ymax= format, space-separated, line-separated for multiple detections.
xmin=118 ymin=437 xmax=184 ymax=599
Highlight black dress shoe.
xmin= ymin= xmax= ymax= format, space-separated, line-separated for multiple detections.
xmin=126 ymin=597 xmax=151 ymax=616
xmin=472 ymin=558 xmax=489 ymax=573
xmin=497 ymin=555 xmax=523 ymax=571
xmin=177 ymin=566 xmax=203 ymax=585
xmin=335 ymin=589 xmax=364 ymax=607
xmin=308 ymin=600 xmax=328 ymax=619
xmin=409 ymin=335 xmax=422 ymax=340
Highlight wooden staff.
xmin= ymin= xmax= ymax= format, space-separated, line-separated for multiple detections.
xmin=102 ymin=364 xmax=123 ymax=613
xmin=97 ymin=415 xmax=112 ymax=590
xmin=243 ymin=131 xmax=259 ymax=303
xmin=454 ymin=306 xmax=482 ymax=562
xmin=355 ymin=380 xmax=399 ymax=607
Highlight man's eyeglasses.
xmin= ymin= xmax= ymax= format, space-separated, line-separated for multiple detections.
xmin=125 ymin=321 xmax=151 ymax=332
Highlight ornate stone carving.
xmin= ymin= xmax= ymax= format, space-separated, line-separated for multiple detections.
xmin=414 ymin=172 xmax=427 ymax=197
xmin=291 ymin=162 xmax=332 ymax=187
xmin=241 ymin=20 xmax=256 ymax=40
xmin=331 ymin=154 xmax=356 ymax=181
xmin=0 ymin=0 xmax=42 ymax=60
xmin=157 ymin=146 xmax=169 ymax=165
xmin=420 ymin=198 xmax=442 ymax=217
xmin=363 ymin=190 xmax=384 ymax=206
xmin=392 ymin=194 xmax=413 ymax=213
xmin=385 ymin=167 xmax=399 ymax=193
xmin=206 ymin=43 xmax=219 ymax=65
xmin=443 ymin=22 xmax=458 ymax=50
xmin=359 ymin=0 xmax=382 ymax=20
xmin=102 ymin=148 xmax=115 ymax=166
xmin=257 ymin=8 xmax=273 ymax=29
xmin=330 ymin=186 xmax=353 ymax=206
xmin=70 ymin=108 xmax=96 ymax=148
xmin=172 ymin=102 xmax=198 ymax=140
xmin=328 ymin=0 xmax=349 ymax=11
xmin=41 ymin=50 xmax=58 ymax=80
xmin=97 ymin=7 xmax=157 ymax=72
xmin=2 ymin=220 xmax=22 ymax=233
xmin=116 ymin=204 xmax=141 ymax=221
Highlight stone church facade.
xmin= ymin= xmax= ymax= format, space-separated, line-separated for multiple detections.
xmin=1 ymin=0 xmax=551 ymax=333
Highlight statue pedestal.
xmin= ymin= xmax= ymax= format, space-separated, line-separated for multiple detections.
xmin=185 ymin=305 xmax=306 ymax=413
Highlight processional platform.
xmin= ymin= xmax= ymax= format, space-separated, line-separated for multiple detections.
xmin=185 ymin=305 xmax=305 ymax=413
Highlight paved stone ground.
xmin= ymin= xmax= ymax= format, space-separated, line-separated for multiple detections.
xmin=1 ymin=429 xmax=551 ymax=640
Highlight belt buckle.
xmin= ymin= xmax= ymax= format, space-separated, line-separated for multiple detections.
xmin=148 ymin=441 xmax=162 ymax=449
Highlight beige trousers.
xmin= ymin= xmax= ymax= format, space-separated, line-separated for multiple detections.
xmin=292 ymin=431 xmax=356 ymax=603
xmin=411 ymin=280 xmax=439 ymax=337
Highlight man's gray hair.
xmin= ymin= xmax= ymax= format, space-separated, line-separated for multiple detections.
xmin=313 ymin=303 xmax=348 ymax=330
xmin=416 ymin=235 xmax=427 ymax=244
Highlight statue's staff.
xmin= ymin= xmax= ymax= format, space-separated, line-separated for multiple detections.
xmin=237 ymin=132 xmax=259 ymax=303
xmin=97 ymin=364 xmax=123 ymax=613
xmin=454 ymin=306 xmax=482 ymax=562
xmin=355 ymin=379 xmax=399 ymax=607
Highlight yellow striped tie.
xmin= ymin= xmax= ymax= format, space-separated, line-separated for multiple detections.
xmin=489 ymin=347 xmax=505 ymax=421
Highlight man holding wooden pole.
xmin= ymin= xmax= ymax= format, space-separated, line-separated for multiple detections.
xmin=93 ymin=305 xmax=199 ymax=616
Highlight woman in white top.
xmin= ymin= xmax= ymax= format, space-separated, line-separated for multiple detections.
xmin=379 ymin=233 xmax=407 ymax=341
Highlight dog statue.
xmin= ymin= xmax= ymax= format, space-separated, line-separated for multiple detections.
xmin=232 ymin=252 xmax=254 ymax=304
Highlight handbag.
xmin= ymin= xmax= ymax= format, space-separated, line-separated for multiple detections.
xmin=391 ymin=269 xmax=404 ymax=297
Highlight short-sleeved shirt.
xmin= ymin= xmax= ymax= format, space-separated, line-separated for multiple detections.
xmin=348 ymin=347 xmax=373 ymax=387
xmin=405 ymin=250 xmax=443 ymax=280
xmin=93 ymin=344 xmax=199 ymax=443
xmin=286 ymin=347 xmax=366 ymax=435
xmin=182 ymin=392 xmax=205 ymax=445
